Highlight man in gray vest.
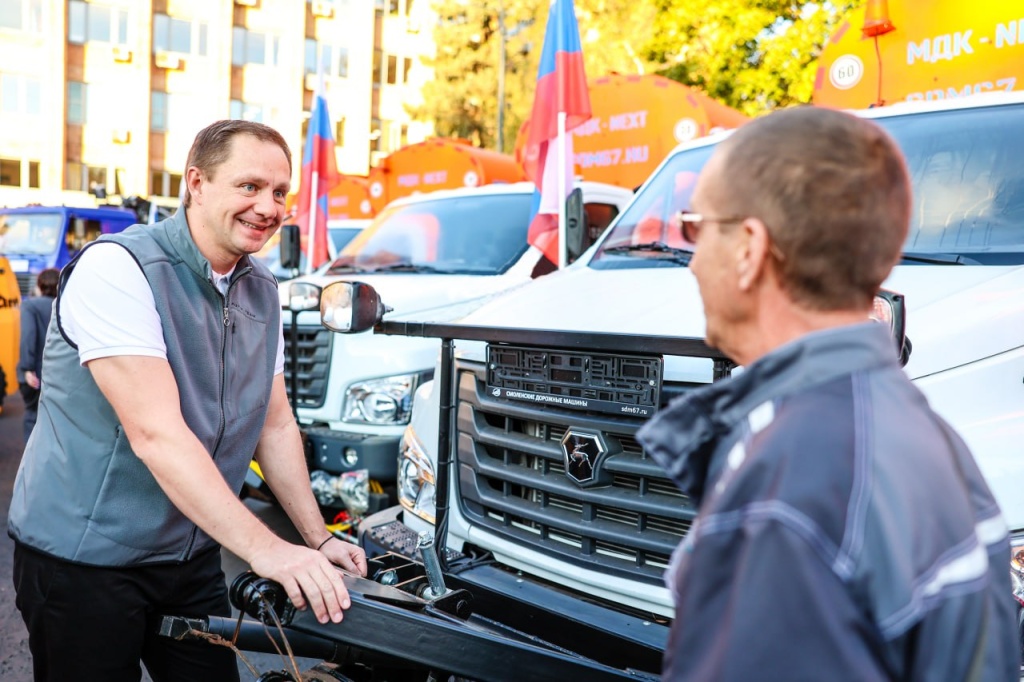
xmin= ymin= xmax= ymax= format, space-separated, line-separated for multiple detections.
xmin=9 ymin=120 xmax=366 ymax=681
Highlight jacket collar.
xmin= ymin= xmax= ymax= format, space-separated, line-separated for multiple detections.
xmin=163 ymin=208 xmax=254 ymax=285
xmin=636 ymin=322 xmax=900 ymax=502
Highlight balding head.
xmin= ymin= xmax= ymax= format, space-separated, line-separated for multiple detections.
xmin=715 ymin=106 xmax=911 ymax=310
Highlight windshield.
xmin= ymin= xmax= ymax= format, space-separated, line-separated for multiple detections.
xmin=592 ymin=102 xmax=1024 ymax=268
xmin=0 ymin=212 xmax=63 ymax=256
xmin=327 ymin=193 xmax=533 ymax=275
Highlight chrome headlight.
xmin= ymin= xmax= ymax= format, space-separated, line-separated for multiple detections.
xmin=398 ymin=426 xmax=436 ymax=524
xmin=343 ymin=372 xmax=424 ymax=425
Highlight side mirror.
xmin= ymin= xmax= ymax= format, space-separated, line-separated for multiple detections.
xmin=288 ymin=282 xmax=321 ymax=312
xmin=279 ymin=224 xmax=302 ymax=270
xmin=320 ymin=282 xmax=392 ymax=333
xmin=564 ymin=188 xmax=586 ymax=263
xmin=872 ymin=289 xmax=910 ymax=366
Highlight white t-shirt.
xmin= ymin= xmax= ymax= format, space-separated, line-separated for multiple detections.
xmin=62 ymin=243 xmax=285 ymax=374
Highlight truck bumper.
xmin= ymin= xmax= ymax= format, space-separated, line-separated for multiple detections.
xmin=305 ymin=425 xmax=400 ymax=481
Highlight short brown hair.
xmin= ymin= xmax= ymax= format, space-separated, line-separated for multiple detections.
xmin=716 ymin=106 xmax=911 ymax=310
xmin=36 ymin=267 xmax=59 ymax=297
xmin=182 ymin=120 xmax=292 ymax=208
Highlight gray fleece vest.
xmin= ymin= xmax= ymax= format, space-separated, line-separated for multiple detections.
xmin=8 ymin=209 xmax=281 ymax=566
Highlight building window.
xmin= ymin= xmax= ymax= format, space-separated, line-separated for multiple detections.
xmin=386 ymin=54 xmax=397 ymax=84
xmin=372 ymin=48 xmax=382 ymax=85
xmin=388 ymin=0 xmax=399 ymax=14
xmin=232 ymin=28 xmax=279 ymax=67
xmin=0 ymin=159 xmax=21 ymax=187
xmin=150 ymin=170 xmax=182 ymax=198
xmin=68 ymin=1 xmax=128 ymax=45
xmin=403 ymin=57 xmax=412 ymax=82
xmin=28 ymin=161 xmax=39 ymax=187
xmin=153 ymin=13 xmax=207 ymax=56
xmin=0 ymin=0 xmax=43 ymax=32
xmin=304 ymin=38 xmax=317 ymax=75
xmin=67 ymin=82 xmax=86 ymax=124
xmin=306 ymin=42 xmax=349 ymax=78
xmin=0 ymin=74 xmax=40 ymax=116
xmin=335 ymin=118 xmax=345 ymax=146
xmin=151 ymin=91 xmax=168 ymax=131
xmin=65 ymin=162 xmax=105 ymax=192
xmin=229 ymin=100 xmax=265 ymax=123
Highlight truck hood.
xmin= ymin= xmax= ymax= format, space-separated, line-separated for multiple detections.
xmin=460 ymin=262 xmax=1024 ymax=379
xmin=463 ymin=266 xmax=708 ymax=337
xmin=292 ymin=271 xmax=521 ymax=319
xmin=883 ymin=264 xmax=1024 ymax=378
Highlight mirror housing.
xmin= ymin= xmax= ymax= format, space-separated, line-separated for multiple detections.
xmin=320 ymin=282 xmax=392 ymax=334
xmin=288 ymin=282 xmax=322 ymax=312
xmin=872 ymin=289 xmax=910 ymax=366
xmin=279 ymin=224 xmax=301 ymax=270
xmin=564 ymin=188 xmax=586 ymax=263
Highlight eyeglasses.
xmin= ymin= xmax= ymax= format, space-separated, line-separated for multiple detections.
xmin=677 ymin=209 xmax=787 ymax=262
xmin=677 ymin=210 xmax=748 ymax=244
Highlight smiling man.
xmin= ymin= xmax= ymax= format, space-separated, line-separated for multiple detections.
xmin=9 ymin=120 xmax=365 ymax=682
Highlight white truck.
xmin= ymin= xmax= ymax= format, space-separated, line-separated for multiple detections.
xmin=278 ymin=180 xmax=633 ymax=515
xmin=352 ymin=91 xmax=1024 ymax=665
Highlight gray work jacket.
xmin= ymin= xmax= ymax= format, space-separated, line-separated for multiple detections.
xmin=8 ymin=209 xmax=281 ymax=566
xmin=637 ymin=323 xmax=1018 ymax=681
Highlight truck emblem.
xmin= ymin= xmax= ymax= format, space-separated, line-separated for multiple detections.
xmin=491 ymin=387 xmax=501 ymax=397
xmin=560 ymin=430 xmax=606 ymax=486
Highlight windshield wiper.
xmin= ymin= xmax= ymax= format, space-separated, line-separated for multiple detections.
xmin=900 ymin=251 xmax=979 ymax=265
xmin=602 ymin=242 xmax=693 ymax=264
xmin=326 ymin=263 xmax=375 ymax=274
xmin=370 ymin=262 xmax=452 ymax=274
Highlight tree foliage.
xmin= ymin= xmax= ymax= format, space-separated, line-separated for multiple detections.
xmin=414 ymin=0 xmax=657 ymax=153
xmin=414 ymin=0 xmax=865 ymax=148
xmin=644 ymin=0 xmax=864 ymax=116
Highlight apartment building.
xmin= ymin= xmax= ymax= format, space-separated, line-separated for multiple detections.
xmin=0 ymin=0 xmax=435 ymax=209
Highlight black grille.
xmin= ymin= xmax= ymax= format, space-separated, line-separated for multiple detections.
xmin=16 ymin=273 xmax=34 ymax=298
xmin=283 ymin=324 xmax=333 ymax=407
xmin=456 ymin=359 xmax=702 ymax=584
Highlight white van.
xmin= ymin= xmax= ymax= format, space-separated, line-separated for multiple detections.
xmin=281 ymin=181 xmax=633 ymax=509
xmin=362 ymin=91 xmax=1024 ymax=650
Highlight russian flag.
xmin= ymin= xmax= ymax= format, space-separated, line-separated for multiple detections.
xmin=523 ymin=0 xmax=591 ymax=269
xmin=294 ymin=80 xmax=341 ymax=273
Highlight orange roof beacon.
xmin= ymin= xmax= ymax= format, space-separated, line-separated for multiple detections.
xmin=367 ymin=139 xmax=527 ymax=214
xmin=514 ymin=73 xmax=749 ymax=191
xmin=814 ymin=0 xmax=1024 ymax=109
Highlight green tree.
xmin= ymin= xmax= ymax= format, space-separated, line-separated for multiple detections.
xmin=414 ymin=0 xmax=657 ymax=154
xmin=644 ymin=0 xmax=864 ymax=116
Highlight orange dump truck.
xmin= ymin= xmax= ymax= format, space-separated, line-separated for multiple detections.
xmin=814 ymin=0 xmax=1024 ymax=109
xmin=367 ymin=139 xmax=526 ymax=214
xmin=515 ymin=73 xmax=749 ymax=190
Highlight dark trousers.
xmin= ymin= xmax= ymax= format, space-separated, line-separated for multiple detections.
xmin=13 ymin=542 xmax=240 ymax=682
xmin=18 ymin=382 xmax=39 ymax=443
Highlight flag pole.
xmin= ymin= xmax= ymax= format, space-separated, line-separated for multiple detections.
xmin=557 ymin=111 xmax=567 ymax=269
xmin=306 ymin=169 xmax=319 ymax=275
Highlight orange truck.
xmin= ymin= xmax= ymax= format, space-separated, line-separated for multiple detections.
xmin=814 ymin=0 xmax=1024 ymax=108
xmin=514 ymin=73 xmax=749 ymax=191
xmin=367 ymin=139 xmax=526 ymax=214
xmin=0 ymin=256 xmax=20 ymax=401
xmin=327 ymin=175 xmax=375 ymax=220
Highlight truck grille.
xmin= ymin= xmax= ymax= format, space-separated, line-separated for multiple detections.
xmin=283 ymin=324 xmax=333 ymax=407
xmin=455 ymin=360 xmax=702 ymax=584
xmin=16 ymin=273 xmax=34 ymax=298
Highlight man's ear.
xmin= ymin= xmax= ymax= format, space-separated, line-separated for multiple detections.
xmin=735 ymin=218 xmax=771 ymax=292
xmin=185 ymin=167 xmax=203 ymax=205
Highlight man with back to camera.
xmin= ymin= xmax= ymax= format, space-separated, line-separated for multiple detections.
xmin=9 ymin=120 xmax=366 ymax=681
xmin=636 ymin=107 xmax=1018 ymax=680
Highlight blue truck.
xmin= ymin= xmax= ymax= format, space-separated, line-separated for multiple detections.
xmin=0 ymin=205 xmax=139 ymax=297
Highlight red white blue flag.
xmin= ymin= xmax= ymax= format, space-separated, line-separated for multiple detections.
xmin=523 ymin=0 xmax=591 ymax=267
xmin=294 ymin=78 xmax=341 ymax=273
